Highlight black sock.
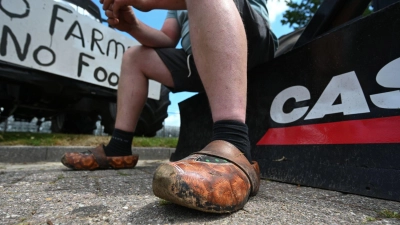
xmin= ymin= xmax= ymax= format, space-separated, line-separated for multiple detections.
xmin=207 ymin=120 xmax=252 ymax=163
xmin=104 ymin=129 xmax=134 ymax=156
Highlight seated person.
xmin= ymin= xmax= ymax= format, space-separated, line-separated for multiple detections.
xmin=62 ymin=0 xmax=277 ymax=213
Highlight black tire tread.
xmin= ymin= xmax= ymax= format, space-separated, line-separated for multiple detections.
xmin=101 ymin=85 xmax=171 ymax=137
xmin=51 ymin=113 xmax=98 ymax=134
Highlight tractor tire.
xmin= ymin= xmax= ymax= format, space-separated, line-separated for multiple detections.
xmin=51 ymin=113 xmax=98 ymax=134
xmin=101 ymin=85 xmax=171 ymax=137
xmin=0 ymin=116 xmax=7 ymax=124
xmin=50 ymin=113 xmax=65 ymax=133
xmin=101 ymin=102 xmax=117 ymax=135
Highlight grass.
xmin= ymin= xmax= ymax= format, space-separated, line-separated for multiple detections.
xmin=117 ymin=171 xmax=129 ymax=176
xmin=364 ymin=210 xmax=400 ymax=223
xmin=365 ymin=217 xmax=377 ymax=222
xmin=0 ymin=132 xmax=178 ymax=148
xmin=377 ymin=209 xmax=400 ymax=219
xmin=159 ymin=199 xmax=172 ymax=206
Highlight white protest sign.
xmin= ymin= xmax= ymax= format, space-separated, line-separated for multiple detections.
xmin=0 ymin=0 xmax=161 ymax=99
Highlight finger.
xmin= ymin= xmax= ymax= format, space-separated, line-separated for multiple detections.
xmin=112 ymin=1 xmax=121 ymax=17
xmin=120 ymin=5 xmax=131 ymax=12
xmin=103 ymin=0 xmax=112 ymax=10
xmin=108 ymin=18 xmax=119 ymax=26
xmin=105 ymin=10 xmax=115 ymax=18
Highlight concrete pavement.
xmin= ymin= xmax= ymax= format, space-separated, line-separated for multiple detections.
xmin=0 ymin=146 xmax=176 ymax=163
xmin=0 ymin=147 xmax=400 ymax=224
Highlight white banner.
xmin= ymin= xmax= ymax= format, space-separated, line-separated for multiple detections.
xmin=0 ymin=0 xmax=161 ymax=99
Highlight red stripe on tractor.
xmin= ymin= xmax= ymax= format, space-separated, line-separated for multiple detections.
xmin=257 ymin=116 xmax=400 ymax=145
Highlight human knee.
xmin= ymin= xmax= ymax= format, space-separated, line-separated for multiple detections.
xmin=122 ymin=45 xmax=152 ymax=71
xmin=123 ymin=45 xmax=142 ymax=65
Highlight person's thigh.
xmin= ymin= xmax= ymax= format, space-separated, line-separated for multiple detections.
xmin=125 ymin=46 xmax=175 ymax=88
xmin=233 ymin=0 xmax=276 ymax=69
xmin=154 ymin=48 xmax=204 ymax=93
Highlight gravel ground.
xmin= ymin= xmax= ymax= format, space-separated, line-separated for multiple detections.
xmin=0 ymin=161 xmax=399 ymax=225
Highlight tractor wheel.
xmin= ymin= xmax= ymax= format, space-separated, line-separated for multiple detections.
xmin=51 ymin=113 xmax=98 ymax=134
xmin=101 ymin=102 xmax=117 ymax=135
xmin=101 ymin=85 xmax=171 ymax=137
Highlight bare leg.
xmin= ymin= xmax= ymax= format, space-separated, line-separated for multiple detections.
xmin=60 ymin=45 xmax=174 ymax=168
xmin=185 ymin=0 xmax=247 ymax=123
xmin=114 ymin=46 xmax=174 ymax=132
xmin=152 ymin=2 xmax=259 ymax=213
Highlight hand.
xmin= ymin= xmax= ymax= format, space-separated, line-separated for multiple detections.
xmin=100 ymin=0 xmax=150 ymax=18
xmin=104 ymin=4 xmax=138 ymax=32
xmin=99 ymin=0 xmax=186 ymax=14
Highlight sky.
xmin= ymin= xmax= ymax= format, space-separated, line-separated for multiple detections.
xmin=93 ymin=0 xmax=294 ymax=127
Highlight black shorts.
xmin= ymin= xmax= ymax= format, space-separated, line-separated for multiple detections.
xmin=155 ymin=0 xmax=275 ymax=93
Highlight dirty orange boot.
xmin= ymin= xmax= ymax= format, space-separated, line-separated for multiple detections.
xmin=152 ymin=140 xmax=260 ymax=213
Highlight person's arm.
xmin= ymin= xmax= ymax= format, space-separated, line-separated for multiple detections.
xmin=101 ymin=0 xmax=186 ymax=14
xmin=128 ymin=17 xmax=181 ymax=48
xmin=105 ymin=6 xmax=181 ymax=48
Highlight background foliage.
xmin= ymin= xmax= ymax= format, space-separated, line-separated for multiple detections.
xmin=280 ymin=0 xmax=373 ymax=29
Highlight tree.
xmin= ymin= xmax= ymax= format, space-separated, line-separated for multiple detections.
xmin=281 ymin=0 xmax=323 ymax=29
xmin=281 ymin=0 xmax=373 ymax=29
